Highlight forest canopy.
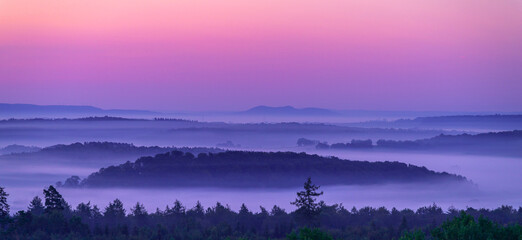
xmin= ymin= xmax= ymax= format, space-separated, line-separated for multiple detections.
xmin=0 ymin=182 xmax=520 ymax=240
xmin=62 ymin=150 xmax=468 ymax=188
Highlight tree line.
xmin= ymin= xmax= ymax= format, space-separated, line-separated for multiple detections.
xmin=298 ymin=130 xmax=522 ymax=157
xmin=0 ymin=179 xmax=521 ymax=240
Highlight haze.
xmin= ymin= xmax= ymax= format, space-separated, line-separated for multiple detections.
xmin=0 ymin=1 xmax=521 ymax=239
xmin=1 ymin=0 xmax=521 ymax=111
xmin=0 ymin=117 xmax=521 ymax=212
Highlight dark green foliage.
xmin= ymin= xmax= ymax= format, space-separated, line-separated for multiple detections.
xmin=430 ymin=211 xmax=522 ymax=240
xmin=399 ymin=211 xmax=522 ymax=240
xmin=287 ymin=227 xmax=333 ymax=240
xmin=399 ymin=230 xmax=425 ymax=240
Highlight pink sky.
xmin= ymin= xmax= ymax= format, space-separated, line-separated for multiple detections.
xmin=1 ymin=0 xmax=521 ymax=111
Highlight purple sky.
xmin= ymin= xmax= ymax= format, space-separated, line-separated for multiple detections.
xmin=1 ymin=0 xmax=521 ymax=111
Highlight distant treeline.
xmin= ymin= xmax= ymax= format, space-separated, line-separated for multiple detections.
xmin=61 ymin=150 xmax=466 ymax=188
xmin=0 ymin=144 xmax=41 ymax=155
xmin=0 ymin=116 xmax=448 ymax=136
xmin=41 ymin=142 xmax=223 ymax=156
xmin=298 ymin=130 xmax=522 ymax=157
xmin=394 ymin=114 xmax=522 ymax=123
xmin=0 ymin=183 xmax=520 ymax=240
xmin=0 ymin=142 xmax=224 ymax=162
xmin=0 ymin=116 xmax=194 ymax=122
xmin=346 ymin=114 xmax=522 ymax=130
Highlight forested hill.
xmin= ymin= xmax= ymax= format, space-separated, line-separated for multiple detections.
xmin=346 ymin=115 xmax=522 ymax=130
xmin=70 ymin=151 xmax=468 ymax=188
xmin=0 ymin=144 xmax=41 ymax=155
xmin=384 ymin=130 xmax=522 ymax=156
xmin=0 ymin=103 xmax=158 ymax=118
xmin=403 ymin=130 xmax=522 ymax=148
xmin=40 ymin=142 xmax=223 ymax=157
xmin=305 ymin=130 xmax=522 ymax=157
xmin=0 ymin=142 xmax=224 ymax=162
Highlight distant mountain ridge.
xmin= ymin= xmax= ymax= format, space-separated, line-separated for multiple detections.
xmin=2 ymin=103 xmax=519 ymax=123
xmin=240 ymin=105 xmax=340 ymax=116
xmin=0 ymin=116 xmax=192 ymax=122
xmin=238 ymin=106 xmax=521 ymax=120
xmin=0 ymin=103 xmax=159 ymax=118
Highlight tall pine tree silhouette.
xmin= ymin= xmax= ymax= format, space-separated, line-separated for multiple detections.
xmin=43 ymin=185 xmax=65 ymax=212
xmin=0 ymin=187 xmax=9 ymax=218
xmin=291 ymin=177 xmax=323 ymax=226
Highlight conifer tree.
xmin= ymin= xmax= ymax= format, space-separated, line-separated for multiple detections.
xmin=0 ymin=187 xmax=9 ymax=218
xmin=104 ymin=199 xmax=126 ymax=223
xmin=291 ymin=177 xmax=323 ymax=225
xmin=28 ymin=196 xmax=45 ymax=216
xmin=43 ymin=185 xmax=65 ymax=212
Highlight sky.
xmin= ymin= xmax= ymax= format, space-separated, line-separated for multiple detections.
xmin=0 ymin=0 xmax=521 ymax=112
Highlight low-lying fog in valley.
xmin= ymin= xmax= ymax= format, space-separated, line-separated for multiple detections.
xmin=0 ymin=112 xmax=521 ymax=215
xmin=2 ymin=1 xmax=521 ymax=237
xmin=2 ymin=145 xmax=521 ymax=213
xmin=0 ymin=118 xmax=465 ymax=148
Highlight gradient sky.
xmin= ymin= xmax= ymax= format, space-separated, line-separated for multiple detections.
xmin=1 ymin=0 xmax=521 ymax=111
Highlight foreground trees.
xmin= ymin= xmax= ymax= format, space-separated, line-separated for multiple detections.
xmin=0 ymin=182 xmax=521 ymax=239
xmin=400 ymin=211 xmax=522 ymax=240
xmin=291 ymin=177 xmax=323 ymax=226
xmin=43 ymin=185 xmax=66 ymax=212
xmin=287 ymin=227 xmax=333 ymax=240
xmin=0 ymin=187 xmax=8 ymax=218
xmin=431 ymin=211 xmax=522 ymax=240
xmin=0 ymin=187 xmax=9 ymax=230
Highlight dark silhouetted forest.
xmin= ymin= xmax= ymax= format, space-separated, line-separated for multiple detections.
xmin=0 ymin=142 xmax=224 ymax=163
xmin=0 ymin=182 xmax=520 ymax=240
xmin=63 ymin=151 xmax=467 ymax=188
xmin=300 ymin=130 xmax=522 ymax=157
xmin=0 ymin=144 xmax=41 ymax=155
xmin=345 ymin=115 xmax=522 ymax=130
xmin=41 ymin=142 xmax=223 ymax=158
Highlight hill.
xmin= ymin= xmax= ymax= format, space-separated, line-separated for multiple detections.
xmin=304 ymin=130 xmax=522 ymax=157
xmin=0 ymin=117 xmax=455 ymax=149
xmin=0 ymin=103 xmax=158 ymax=118
xmin=0 ymin=144 xmax=41 ymax=155
xmin=68 ymin=151 xmax=468 ymax=188
xmin=346 ymin=115 xmax=522 ymax=131
xmin=0 ymin=142 xmax=223 ymax=164
xmin=240 ymin=105 xmax=340 ymax=116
